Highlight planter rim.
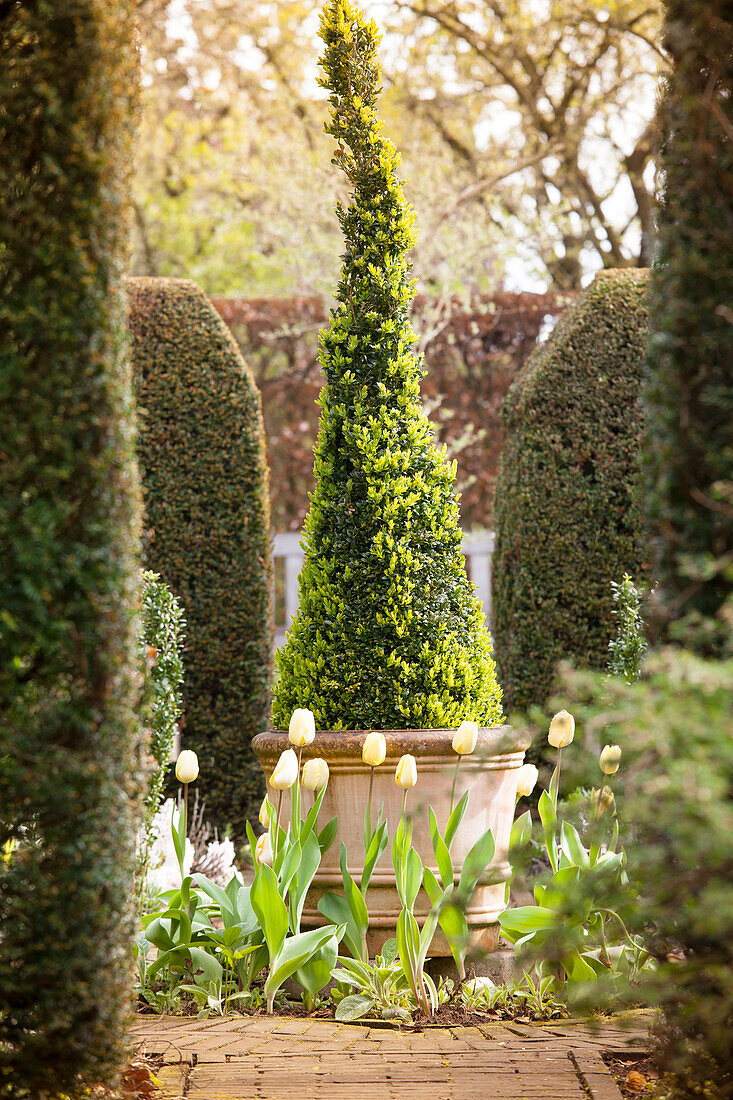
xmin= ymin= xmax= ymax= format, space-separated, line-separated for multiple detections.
xmin=253 ymin=723 xmax=530 ymax=760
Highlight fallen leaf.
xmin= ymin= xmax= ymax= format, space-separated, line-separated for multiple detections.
xmin=625 ymin=1069 xmax=647 ymax=1092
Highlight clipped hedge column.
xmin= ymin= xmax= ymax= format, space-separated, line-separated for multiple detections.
xmin=0 ymin=2 xmax=143 ymax=1094
xmin=492 ymin=270 xmax=650 ymax=713
xmin=127 ymin=278 xmax=273 ymax=837
xmin=643 ymin=0 xmax=733 ymax=654
xmin=272 ymin=0 xmax=502 ymax=731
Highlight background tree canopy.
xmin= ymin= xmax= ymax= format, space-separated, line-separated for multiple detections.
xmin=133 ymin=0 xmax=661 ymax=296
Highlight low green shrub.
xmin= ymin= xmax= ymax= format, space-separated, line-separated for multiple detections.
xmin=607 ymin=573 xmax=647 ymax=683
xmin=127 ymin=278 xmax=273 ymax=838
xmin=139 ymin=571 xmax=185 ymax=874
xmin=0 ymin=2 xmax=143 ymax=1094
xmin=492 ymin=269 xmax=650 ymax=712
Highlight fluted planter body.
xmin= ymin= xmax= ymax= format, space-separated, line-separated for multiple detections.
xmin=252 ymin=726 xmax=529 ymax=957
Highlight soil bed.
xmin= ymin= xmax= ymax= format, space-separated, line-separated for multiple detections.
xmin=136 ymin=990 xmax=566 ymax=1028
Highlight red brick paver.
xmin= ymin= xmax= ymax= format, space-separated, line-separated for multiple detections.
xmin=131 ymin=1011 xmax=651 ymax=1100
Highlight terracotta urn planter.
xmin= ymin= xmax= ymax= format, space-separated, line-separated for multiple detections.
xmin=252 ymin=725 xmax=530 ymax=957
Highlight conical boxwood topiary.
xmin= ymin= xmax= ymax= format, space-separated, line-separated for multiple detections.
xmin=272 ymin=0 xmax=502 ymax=731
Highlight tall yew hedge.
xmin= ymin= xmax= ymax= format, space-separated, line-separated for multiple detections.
xmin=643 ymin=0 xmax=733 ymax=654
xmin=492 ymin=270 xmax=650 ymax=712
xmin=127 ymin=278 xmax=272 ymax=836
xmin=0 ymin=3 xmax=143 ymax=1095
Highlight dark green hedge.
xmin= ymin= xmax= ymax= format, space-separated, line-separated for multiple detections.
xmin=0 ymin=3 xmax=143 ymax=1096
xmin=127 ymin=278 xmax=272 ymax=839
xmin=492 ymin=270 xmax=650 ymax=713
xmin=643 ymin=0 xmax=733 ymax=656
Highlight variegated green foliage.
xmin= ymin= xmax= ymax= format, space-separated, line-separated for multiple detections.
xmin=607 ymin=573 xmax=646 ymax=684
xmin=139 ymin=571 xmax=185 ymax=873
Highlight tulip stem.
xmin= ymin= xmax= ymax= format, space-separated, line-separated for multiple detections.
xmin=184 ymin=782 xmax=189 ymax=842
xmin=366 ymin=766 xmax=375 ymax=846
xmin=274 ymin=790 xmax=284 ymax=859
xmin=290 ymin=746 xmax=303 ymax=838
xmin=450 ymin=758 xmax=461 ymax=815
xmin=552 ymin=747 xmax=563 ymax=811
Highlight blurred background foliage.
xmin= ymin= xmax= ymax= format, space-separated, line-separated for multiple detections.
xmin=132 ymin=0 xmax=662 ymax=297
xmin=510 ymin=643 xmax=733 ymax=1095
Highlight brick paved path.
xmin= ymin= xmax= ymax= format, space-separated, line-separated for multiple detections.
xmin=132 ymin=1012 xmax=651 ymax=1100
xmin=132 ymin=1012 xmax=651 ymax=1099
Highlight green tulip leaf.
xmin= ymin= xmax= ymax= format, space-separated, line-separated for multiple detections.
xmin=193 ymin=874 xmax=235 ymax=919
xmin=404 ymin=847 xmax=423 ymax=911
xmin=293 ymin=931 xmax=340 ymax=1002
xmin=145 ymin=916 xmax=176 ymax=953
xmin=361 ymin=819 xmax=389 ymax=893
xmin=291 ymin=828 xmax=322 ymax=934
xmin=265 ymin=925 xmax=343 ymax=1012
xmin=538 ymin=790 xmax=559 ymax=870
xmin=444 ymin=790 xmax=469 ymax=849
xmin=510 ymin=809 xmax=533 ymax=852
xmin=498 ymin=905 xmax=559 ymax=939
xmin=396 ymin=907 xmax=420 ymax=992
xmin=301 ymin=786 xmax=328 ymax=846
xmin=279 ymin=837 xmax=302 ymax=899
xmin=318 ymin=816 xmax=338 ymax=856
xmin=318 ymin=892 xmax=364 ymax=962
xmin=189 ymin=946 xmax=224 ymax=987
xmin=560 ymin=822 xmax=590 ymax=869
xmin=251 ymin=864 xmax=288 ymax=961
xmin=564 ymin=950 xmax=599 ymax=983
xmin=457 ymin=827 xmax=495 ymax=901
xmin=429 ymin=807 xmax=454 ymax=889
xmin=422 ymin=865 xmax=443 ymax=907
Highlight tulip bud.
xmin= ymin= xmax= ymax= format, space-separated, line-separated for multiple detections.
xmin=270 ymin=748 xmax=298 ymax=790
xmin=302 ymin=757 xmax=329 ymax=791
xmin=362 ymin=731 xmax=386 ymax=768
xmin=599 ymin=744 xmax=622 ymax=775
xmin=452 ymin=720 xmax=478 ymax=756
xmin=175 ymin=749 xmax=199 ymax=784
xmin=254 ymin=833 xmax=273 ymax=867
xmin=548 ymin=709 xmax=575 ymax=749
xmin=259 ymin=797 xmax=271 ymax=829
xmin=395 ymin=754 xmax=417 ymax=790
xmin=288 ymin=707 xmax=316 ymax=747
xmin=596 ymin=786 xmax=616 ymax=814
xmin=515 ymin=763 xmax=539 ymax=798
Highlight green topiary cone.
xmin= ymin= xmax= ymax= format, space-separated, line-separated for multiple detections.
xmin=272 ymin=0 xmax=502 ymax=731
